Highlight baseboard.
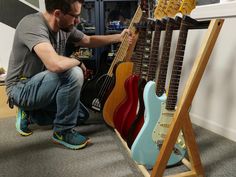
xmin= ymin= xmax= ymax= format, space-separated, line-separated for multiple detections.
xmin=190 ymin=113 xmax=236 ymax=142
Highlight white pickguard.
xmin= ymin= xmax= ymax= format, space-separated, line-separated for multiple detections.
xmin=152 ymin=103 xmax=186 ymax=150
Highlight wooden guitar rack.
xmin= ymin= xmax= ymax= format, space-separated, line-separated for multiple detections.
xmin=115 ymin=18 xmax=224 ymax=177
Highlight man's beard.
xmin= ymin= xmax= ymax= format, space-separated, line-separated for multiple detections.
xmin=59 ymin=22 xmax=74 ymax=32
xmin=60 ymin=25 xmax=74 ymax=32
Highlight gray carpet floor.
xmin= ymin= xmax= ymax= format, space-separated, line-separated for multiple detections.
xmin=0 ymin=114 xmax=143 ymax=177
xmin=0 ymin=113 xmax=236 ymax=177
xmin=163 ymin=125 xmax=236 ymax=177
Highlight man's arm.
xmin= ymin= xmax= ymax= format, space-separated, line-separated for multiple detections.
xmin=34 ymin=42 xmax=82 ymax=73
xmin=77 ymin=29 xmax=131 ymax=48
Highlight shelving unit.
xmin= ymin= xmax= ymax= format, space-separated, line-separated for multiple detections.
xmin=70 ymin=0 xmax=138 ymax=74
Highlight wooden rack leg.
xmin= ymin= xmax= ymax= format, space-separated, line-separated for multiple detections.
xmin=182 ymin=113 xmax=204 ymax=177
xmin=150 ymin=18 xmax=224 ymax=177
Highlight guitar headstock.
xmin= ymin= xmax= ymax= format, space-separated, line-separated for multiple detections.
xmin=140 ymin=0 xmax=157 ymax=18
xmin=140 ymin=0 xmax=149 ymax=13
xmin=147 ymin=18 xmax=156 ymax=31
xmin=154 ymin=0 xmax=168 ymax=19
xmin=179 ymin=0 xmax=196 ymax=15
xmin=164 ymin=0 xmax=182 ymax=17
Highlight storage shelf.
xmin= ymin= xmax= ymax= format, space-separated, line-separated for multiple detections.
xmin=105 ymin=29 xmax=123 ymax=34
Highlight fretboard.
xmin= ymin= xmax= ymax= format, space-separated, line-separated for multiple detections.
xmin=132 ymin=19 xmax=148 ymax=74
xmin=140 ymin=21 xmax=153 ymax=80
xmin=166 ymin=16 xmax=191 ymax=110
xmin=107 ymin=6 xmax=142 ymax=76
xmin=155 ymin=17 xmax=180 ymax=97
xmin=146 ymin=19 xmax=164 ymax=82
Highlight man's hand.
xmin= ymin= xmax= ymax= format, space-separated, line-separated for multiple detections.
xmin=120 ymin=29 xmax=134 ymax=44
xmin=79 ymin=62 xmax=86 ymax=72
xmin=79 ymin=62 xmax=92 ymax=79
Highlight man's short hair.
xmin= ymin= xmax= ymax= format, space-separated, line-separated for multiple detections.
xmin=45 ymin=0 xmax=84 ymax=13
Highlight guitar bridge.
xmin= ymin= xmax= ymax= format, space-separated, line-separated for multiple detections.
xmin=173 ymin=147 xmax=182 ymax=156
xmin=92 ymin=98 xmax=101 ymax=111
xmin=156 ymin=140 xmax=163 ymax=149
xmin=156 ymin=141 xmax=183 ymax=156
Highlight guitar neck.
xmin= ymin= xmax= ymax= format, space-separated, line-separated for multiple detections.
xmin=148 ymin=0 xmax=156 ymax=18
xmin=155 ymin=17 xmax=181 ymax=97
xmin=140 ymin=21 xmax=153 ymax=80
xmin=107 ymin=6 xmax=142 ymax=76
xmin=146 ymin=19 xmax=163 ymax=81
xmin=166 ymin=16 xmax=192 ymax=111
xmin=132 ymin=20 xmax=148 ymax=74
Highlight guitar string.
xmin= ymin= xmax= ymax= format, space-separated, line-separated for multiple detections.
xmin=104 ymin=6 xmax=142 ymax=76
xmin=133 ymin=29 xmax=147 ymax=75
xmin=131 ymin=1 xmax=197 ymax=165
xmin=153 ymin=19 xmax=189 ymax=150
xmin=118 ymin=22 xmax=152 ymax=138
xmin=166 ymin=20 xmax=188 ymax=110
xmin=95 ymin=35 xmax=130 ymax=106
xmin=96 ymin=17 xmax=144 ymax=107
xmin=156 ymin=21 xmax=175 ymax=96
xmin=92 ymin=36 xmax=129 ymax=108
xmin=92 ymin=7 xmax=143 ymax=109
xmin=126 ymin=25 xmax=163 ymax=146
xmin=155 ymin=4 xmax=198 ymax=146
xmin=154 ymin=20 xmax=191 ymax=149
xmin=141 ymin=29 xmax=153 ymax=80
xmin=89 ymin=6 xmax=142 ymax=109
xmin=147 ymin=26 xmax=161 ymax=81
xmin=112 ymin=19 xmax=150 ymax=130
xmin=113 ymin=28 xmax=145 ymax=130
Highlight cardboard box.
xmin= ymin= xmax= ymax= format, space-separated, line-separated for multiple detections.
xmin=0 ymin=85 xmax=16 ymax=119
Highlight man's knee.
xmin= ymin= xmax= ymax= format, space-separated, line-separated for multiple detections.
xmin=66 ymin=67 xmax=84 ymax=86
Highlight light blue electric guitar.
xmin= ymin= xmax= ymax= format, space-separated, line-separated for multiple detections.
xmin=131 ymin=0 xmax=197 ymax=168
xmin=131 ymin=17 xmax=181 ymax=169
xmin=151 ymin=15 xmax=200 ymax=165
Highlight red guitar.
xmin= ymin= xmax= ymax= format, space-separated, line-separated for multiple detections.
xmin=113 ymin=19 xmax=148 ymax=134
xmin=126 ymin=19 xmax=168 ymax=147
xmin=113 ymin=19 xmax=154 ymax=140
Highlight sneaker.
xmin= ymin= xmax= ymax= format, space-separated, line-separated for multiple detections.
xmin=15 ymin=108 xmax=32 ymax=136
xmin=52 ymin=129 xmax=89 ymax=150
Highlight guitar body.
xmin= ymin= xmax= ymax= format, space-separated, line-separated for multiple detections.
xmin=121 ymin=78 xmax=146 ymax=140
xmin=126 ymin=78 xmax=147 ymax=148
xmin=151 ymin=106 xmax=186 ymax=158
xmin=113 ymin=74 xmax=139 ymax=134
xmin=127 ymin=114 xmax=144 ymax=148
xmin=131 ymin=81 xmax=168 ymax=168
xmin=80 ymin=73 xmax=115 ymax=111
xmin=80 ymin=50 xmax=111 ymax=111
xmin=131 ymin=81 xmax=185 ymax=168
xmin=103 ymin=62 xmax=134 ymax=127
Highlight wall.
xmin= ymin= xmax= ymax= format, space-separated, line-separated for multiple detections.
xmin=179 ymin=2 xmax=236 ymax=142
xmin=0 ymin=23 xmax=15 ymax=69
xmin=0 ymin=0 xmax=44 ymax=69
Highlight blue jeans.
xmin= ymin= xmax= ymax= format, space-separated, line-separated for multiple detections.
xmin=9 ymin=67 xmax=89 ymax=132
